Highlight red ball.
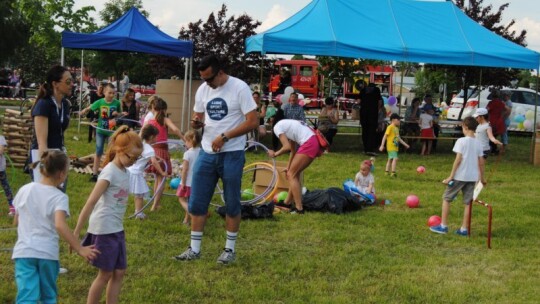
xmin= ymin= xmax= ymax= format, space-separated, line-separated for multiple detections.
xmin=428 ymin=215 xmax=441 ymax=227
xmin=406 ymin=195 xmax=420 ymax=208
xmin=427 ymin=215 xmax=441 ymax=227
xmin=417 ymin=166 xmax=426 ymax=174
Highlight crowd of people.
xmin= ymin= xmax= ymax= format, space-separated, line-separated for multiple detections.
xmin=0 ymin=68 xmax=27 ymax=98
xmin=5 ymin=56 xmax=509 ymax=303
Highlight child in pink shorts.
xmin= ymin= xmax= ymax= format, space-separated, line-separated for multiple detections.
xmin=177 ymin=130 xmax=202 ymax=225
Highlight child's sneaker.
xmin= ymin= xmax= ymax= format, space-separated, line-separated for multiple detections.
xmin=455 ymin=228 xmax=468 ymax=236
xmin=390 ymin=172 xmax=397 ymax=178
xmin=290 ymin=208 xmax=305 ymax=215
xmin=135 ymin=212 xmax=146 ymax=220
xmin=8 ymin=206 xmax=15 ymax=216
xmin=430 ymin=225 xmax=448 ymax=234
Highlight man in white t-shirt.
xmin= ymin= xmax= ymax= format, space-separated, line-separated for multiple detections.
xmin=174 ymin=55 xmax=258 ymax=264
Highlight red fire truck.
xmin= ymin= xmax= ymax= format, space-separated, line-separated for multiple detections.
xmin=268 ymin=60 xmax=323 ymax=107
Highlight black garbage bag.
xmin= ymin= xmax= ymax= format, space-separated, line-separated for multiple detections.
xmin=216 ymin=201 xmax=275 ymax=219
xmin=302 ymin=187 xmax=365 ymax=214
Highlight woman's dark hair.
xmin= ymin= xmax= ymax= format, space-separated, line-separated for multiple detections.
xmin=412 ymin=97 xmax=421 ymax=105
xmin=325 ymin=97 xmax=334 ymax=106
xmin=153 ymin=98 xmax=168 ymax=126
xmin=122 ymin=88 xmax=135 ymax=103
xmin=140 ymin=124 xmax=159 ymax=141
xmin=35 ymin=65 xmax=69 ymax=103
xmin=31 ymin=150 xmax=69 ymax=178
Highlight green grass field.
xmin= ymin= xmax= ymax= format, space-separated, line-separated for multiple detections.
xmin=0 ymin=123 xmax=539 ymax=303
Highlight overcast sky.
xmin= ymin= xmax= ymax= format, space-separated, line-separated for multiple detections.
xmin=73 ymin=0 xmax=540 ymax=53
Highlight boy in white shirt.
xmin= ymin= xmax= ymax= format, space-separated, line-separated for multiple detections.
xmin=430 ymin=116 xmax=485 ymax=236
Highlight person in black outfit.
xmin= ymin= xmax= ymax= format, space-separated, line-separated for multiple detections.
xmin=120 ymin=88 xmax=140 ymax=129
xmin=270 ymin=100 xmax=285 ymax=151
xmin=360 ymin=83 xmax=382 ymax=155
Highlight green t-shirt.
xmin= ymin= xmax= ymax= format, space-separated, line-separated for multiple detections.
xmin=90 ymin=98 xmax=121 ymax=135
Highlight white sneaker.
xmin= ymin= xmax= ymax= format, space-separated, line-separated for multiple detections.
xmin=135 ymin=212 xmax=146 ymax=220
xmin=59 ymin=267 xmax=68 ymax=274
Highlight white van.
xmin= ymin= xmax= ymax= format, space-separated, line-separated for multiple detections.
xmin=446 ymin=87 xmax=540 ymax=130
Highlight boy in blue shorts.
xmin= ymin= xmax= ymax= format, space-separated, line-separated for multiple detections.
xmin=81 ymin=83 xmax=120 ymax=182
xmin=379 ymin=113 xmax=409 ymax=177
xmin=430 ymin=116 xmax=485 ymax=235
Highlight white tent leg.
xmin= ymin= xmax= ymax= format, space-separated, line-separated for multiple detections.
xmin=182 ymin=58 xmax=189 ymax=130
xmin=531 ymin=69 xmax=539 ymax=164
xmin=78 ymin=50 xmax=84 ymax=133
xmin=188 ymin=58 xmax=193 ymax=124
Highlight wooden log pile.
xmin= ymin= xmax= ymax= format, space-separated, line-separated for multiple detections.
xmin=3 ymin=109 xmax=33 ymax=168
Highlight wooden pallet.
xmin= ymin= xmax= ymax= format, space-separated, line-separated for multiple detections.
xmin=3 ymin=109 xmax=33 ymax=168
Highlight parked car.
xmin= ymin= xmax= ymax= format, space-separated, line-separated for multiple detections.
xmin=447 ymin=86 xmax=540 ymax=130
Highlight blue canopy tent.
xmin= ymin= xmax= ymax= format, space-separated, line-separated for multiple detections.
xmin=62 ymin=7 xmax=192 ymax=57
xmin=61 ymin=7 xmax=194 ymax=130
xmin=246 ymin=0 xmax=540 ymax=69
xmin=246 ymin=0 xmax=540 ymax=161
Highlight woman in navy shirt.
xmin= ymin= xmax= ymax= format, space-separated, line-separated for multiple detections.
xmin=30 ymin=66 xmax=72 ymax=191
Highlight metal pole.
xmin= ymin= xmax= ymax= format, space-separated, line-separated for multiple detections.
xmin=531 ymin=69 xmax=539 ymax=164
xmin=78 ymin=50 xmax=84 ymax=133
xmin=182 ymin=58 xmax=189 ymax=131
xmin=398 ymin=62 xmax=404 ymax=116
xmin=188 ymin=58 xmax=193 ymax=127
xmin=259 ymin=56 xmax=264 ymax=92
xmin=61 ymin=48 xmax=65 ymax=66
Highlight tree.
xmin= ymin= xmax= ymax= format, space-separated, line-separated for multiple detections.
xmin=178 ymin=4 xmax=267 ymax=83
xmin=17 ymin=0 xmax=96 ymax=58
xmin=99 ymin=0 xmax=148 ymax=23
xmin=435 ymin=0 xmax=529 ymax=93
xmin=0 ymin=1 xmax=30 ymax=66
xmin=9 ymin=0 xmax=96 ymax=82
xmin=88 ymin=0 xmax=151 ymax=85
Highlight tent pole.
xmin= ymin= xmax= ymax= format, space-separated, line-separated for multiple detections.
xmin=182 ymin=58 xmax=189 ymax=131
xmin=61 ymin=48 xmax=65 ymax=66
xmin=531 ymin=69 xmax=539 ymax=164
xmin=259 ymin=56 xmax=264 ymax=91
xmin=188 ymin=58 xmax=193 ymax=123
xmin=398 ymin=62 xmax=404 ymax=116
xmin=78 ymin=50 xmax=84 ymax=134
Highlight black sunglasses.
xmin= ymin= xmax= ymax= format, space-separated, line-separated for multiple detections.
xmin=202 ymin=72 xmax=218 ymax=84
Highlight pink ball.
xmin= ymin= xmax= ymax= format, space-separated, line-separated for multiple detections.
xmin=417 ymin=166 xmax=425 ymax=174
xmin=406 ymin=195 xmax=420 ymax=208
xmin=427 ymin=215 xmax=441 ymax=227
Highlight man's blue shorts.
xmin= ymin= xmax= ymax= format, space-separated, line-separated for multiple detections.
xmin=189 ymin=150 xmax=245 ymax=217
